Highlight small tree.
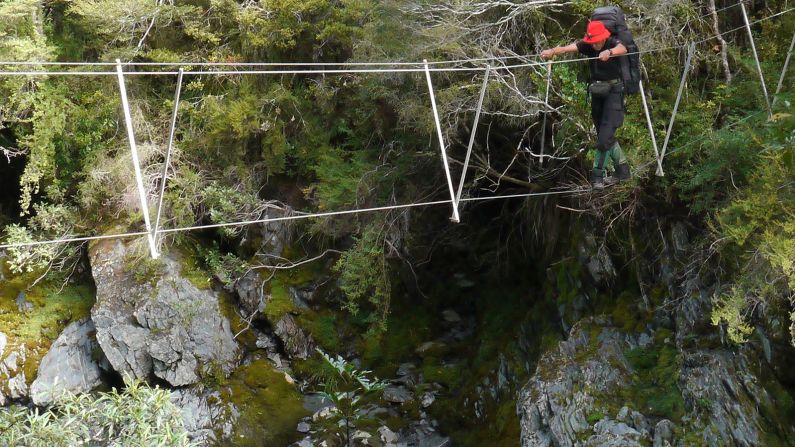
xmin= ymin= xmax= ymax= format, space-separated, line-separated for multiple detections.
xmin=316 ymin=349 xmax=386 ymax=447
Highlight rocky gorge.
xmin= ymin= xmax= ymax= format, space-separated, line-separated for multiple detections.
xmin=3 ymin=208 xmax=794 ymax=447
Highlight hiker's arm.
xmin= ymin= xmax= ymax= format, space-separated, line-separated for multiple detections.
xmin=598 ymin=43 xmax=627 ymax=61
xmin=541 ymin=43 xmax=579 ymax=59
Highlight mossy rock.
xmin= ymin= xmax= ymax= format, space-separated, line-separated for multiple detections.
xmin=0 ymin=264 xmax=95 ymax=386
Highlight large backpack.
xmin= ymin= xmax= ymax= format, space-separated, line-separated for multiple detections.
xmin=591 ymin=6 xmax=641 ymax=94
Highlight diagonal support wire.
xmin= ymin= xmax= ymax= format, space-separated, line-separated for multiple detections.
xmin=659 ymin=43 xmax=696 ymax=174
xmin=741 ymin=3 xmax=772 ymax=117
xmin=539 ymin=62 xmax=553 ymax=167
xmin=455 ymin=65 xmax=491 ymax=209
xmin=116 ymin=60 xmax=158 ymax=259
xmin=639 ymin=79 xmax=663 ymax=177
xmin=773 ymin=31 xmax=795 ymax=107
xmin=424 ymin=59 xmax=460 ymax=223
xmin=153 ymin=68 xmax=183 ymax=251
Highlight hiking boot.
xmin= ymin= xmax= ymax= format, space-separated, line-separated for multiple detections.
xmin=615 ymin=163 xmax=631 ymax=182
xmin=591 ymin=175 xmax=606 ymax=190
xmin=603 ymin=175 xmax=619 ymax=187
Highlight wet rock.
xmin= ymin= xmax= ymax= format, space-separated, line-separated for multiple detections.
xmin=15 ymin=291 xmax=33 ymax=312
xmin=170 ymin=385 xmax=238 ymax=446
xmin=234 ymin=270 xmax=264 ymax=318
xmin=30 ymin=318 xmax=107 ymax=406
xmin=421 ymin=392 xmax=436 ymax=408
xmin=383 ymin=385 xmax=414 ymax=404
xmin=303 ymin=393 xmax=333 ymax=414
xmin=274 ymin=314 xmax=315 ymax=360
xmin=288 ymin=286 xmax=314 ymax=310
xmin=89 ymin=239 xmax=239 ymax=387
xmin=379 ymin=426 xmax=398 ymax=443
xmin=297 ymin=421 xmax=311 ymax=433
xmin=415 ymin=341 xmax=446 ymax=358
xmin=653 ymin=419 xmax=674 ymax=447
xmin=441 ymin=309 xmax=461 ymax=323
xmin=313 ymin=406 xmax=337 ymax=422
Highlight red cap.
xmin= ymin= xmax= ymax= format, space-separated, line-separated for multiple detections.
xmin=583 ymin=21 xmax=611 ymax=44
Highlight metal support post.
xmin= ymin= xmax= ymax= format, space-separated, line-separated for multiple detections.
xmin=741 ymin=3 xmax=772 ymax=117
xmin=639 ymin=79 xmax=663 ymax=176
xmin=659 ymin=43 xmax=696 ymax=172
xmin=116 ymin=60 xmax=158 ymax=259
xmin=154 ymin=68 xmax=184 ymax=250
xmin=455 ymin=65 xmax=490 ymax=209
xmin=539 ymin=62 xmax=552 ymax=167
xmin=424 ymin=60 xmax=461 ymax=223
xmin=773 ymin=31 xmax=795 ymax=106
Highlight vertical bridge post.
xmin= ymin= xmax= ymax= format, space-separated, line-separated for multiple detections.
xmin=153 ymin=68 xmax=184 ymax=252
xmin=659 ymin=43 xmax=696 ymax=174
xmin=639 ymin=75 xmax=663 ymax=176
xmin=539 ymin=62 xmax=553 ymax=167
xmin=424 ymin=59 xmax=461 ymax=223
xmin=741 ymin=3 xmax=773 ymax=117
xmin=455 ymin=65 xmax=491 ymax=210
xmin=116 ymin=60 xmax=158 ymax=259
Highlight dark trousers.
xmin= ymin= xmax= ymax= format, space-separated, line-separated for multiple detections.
xmin=591 ymin=86 xmax=625 ymax=154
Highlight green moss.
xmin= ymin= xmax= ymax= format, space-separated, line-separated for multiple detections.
xmin=420 ymin=361 xmax=462 ymax=389
xmin=586 ymin=411 xmax=606 ymax=425
xmin=264 ymin=277 xmax=299 ymax=323
xmin=623 ymin=344 xmax=684 ymax=420
xmin=611 ymin=291 xmax=651 ymax=333
xmin=220 ymin=359 xmax=309 ymax=447
xmin=0 ymin=265 xmax=95 ymax=385
xmin=178 ymin=250 xmax=214 ymax=290
xmin=298 ymin=310 xmax=343 ymax=353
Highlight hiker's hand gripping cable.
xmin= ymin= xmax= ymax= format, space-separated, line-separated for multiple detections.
xmin=540 ymin=43 xmax=579 ymax=59
xmin=598 ymin=43 xmax=627 ymax=61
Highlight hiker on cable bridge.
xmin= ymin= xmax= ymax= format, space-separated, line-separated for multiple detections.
xmin=541 ymin=20 xmax=632 ymax=189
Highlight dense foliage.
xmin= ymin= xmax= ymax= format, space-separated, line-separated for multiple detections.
xmin=0 ymin=378 xmax=192 ymax=447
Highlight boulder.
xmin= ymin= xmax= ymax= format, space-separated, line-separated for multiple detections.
xmin=89 ymin=239 xmax=239 ymax=387
xmin=171 ymin=385 xmax=238 ymax=446
xmin=30 ymin=318 xmax=106 ymax=406
xmin=383 ymin=385 xmax=413 ymax=404
xmin=274 ymin=314 xmax=315 ymax=360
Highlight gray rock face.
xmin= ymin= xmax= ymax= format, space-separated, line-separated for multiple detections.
xmin=170 ymin=385 xmax=237 ymax=445
xmin=578 ymin=235 xmax=617 ymax=284
xmin=518 ymin=317 xmax=632 ymax=447
xmin=234 ymin=270 xmax=264 ymax=318
xmin=518 ymin=314 xmax=795 ymax=446
xmin=90 ymin=239 xmax=239 ymax=386
xmin=274 ymin=314 xmax=315 ymax=360
xmin=30 ymin=318 xmax=106 ymax=406
xmin=0 ymin=336 xmax=29 ymax=405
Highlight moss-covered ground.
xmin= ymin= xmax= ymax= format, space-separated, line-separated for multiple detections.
xmin=219 ymin=358 xmax=309 ymax=447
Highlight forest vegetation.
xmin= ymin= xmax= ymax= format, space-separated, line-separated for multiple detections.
xmin=0 ymin=0 xmax=793 ymax=445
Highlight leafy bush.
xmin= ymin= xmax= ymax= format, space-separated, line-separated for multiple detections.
xmin=0 ymin=378 xmax=194 ymax=447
